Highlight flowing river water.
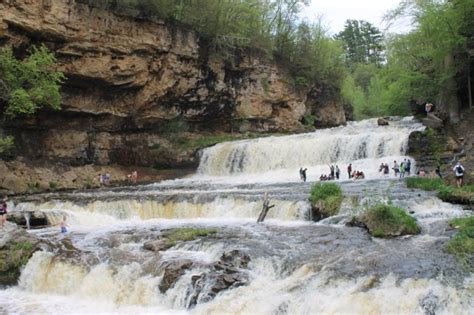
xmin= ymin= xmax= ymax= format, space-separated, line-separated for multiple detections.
xmin=1 ymin=117 xmax=473 ymax=314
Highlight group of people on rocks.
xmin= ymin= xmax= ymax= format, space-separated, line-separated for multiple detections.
xmin=299 ymin=163 xmax=365 ymax=182
xmin=378 ymin=159 xmax=412 ymax=178
xmin=389 ymin=159 xmax=412 ymax=178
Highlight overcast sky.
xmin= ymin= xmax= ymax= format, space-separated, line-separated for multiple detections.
xmin=303 ymin=0 xmax=410 ymax=34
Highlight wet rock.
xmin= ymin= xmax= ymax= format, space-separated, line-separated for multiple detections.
xmin=420 ymin=292 xmax=439 ymax=315
xmin=377 ymin=118 xmax=389 ymax=126
xmin=185 ymin=250 xmax=250 ymax=308
xmin=143 ymin=239 xmax=173 ymax=252
xmin=348 ymin=205 xmax=421 ymax=238
xmin=422 ymin=118 xmax=443 ymax=129
xmin=7 ymin=210 xmax=49 ymax=228
xmin=159 ymin=260 xmax=194 ymax=293
xmin=0 ymin=223 xmax=41 ymax=286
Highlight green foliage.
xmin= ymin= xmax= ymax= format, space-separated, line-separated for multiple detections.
xmin=302 ymin=114 xmax=316 ymax=127
xmin=405 ymin=176 xmax=473 ymax=205
xmin=335 ymin=19 xmax=385 ymax=67
xmin=364 ymin=204 xmax=420 ymax=238
xmin=0 ymin=45 xmax=65 ymax=117
xmin=0 ymin=136 xmax=14 ymax=154
xmin=447 ymin=216 xmax=474 ymax=270
xmin=84 ymin=1 xmax=344 ymax=92
xmin=83 ymin=176 xmax=95 ymax=189
xmin=406 ymin=177 xmax=445 ymax=191
xmin=310 ymin=183 xmax=343 ymax=216
xmin=26 ymin=182 xmax=40 ymax=193
xmin=48 ymin=181 xmax=59 ymax=191
xmin=163 ymin=228 xmax=218 ymax=246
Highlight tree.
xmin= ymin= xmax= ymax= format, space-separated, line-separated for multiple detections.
xmin=335 ymin=19 xmax=385 ymax=68
xmin=385 ymin=0 xmax=474 ymax=122
xmin=0 ymin=45 xmax=65 ymax=153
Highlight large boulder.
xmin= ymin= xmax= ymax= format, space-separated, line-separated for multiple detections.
xmin=185 ymin=250 xmax=250 ymax=308
xmin=0 ymin=223 xmax=41 ymax=286
xmin=158 ymin=259 xmax=194 ymax=293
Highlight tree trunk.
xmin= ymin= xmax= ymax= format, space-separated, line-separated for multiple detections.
xmin=440 ymin=53 xmax=461 ymax=123
xmin=468 ymin=55 xmax=473 ymax=111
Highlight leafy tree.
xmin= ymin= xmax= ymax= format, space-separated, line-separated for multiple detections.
xmin=0 ymin=45 xmax=65 ymax=153
xmin=335 ymin=19 xmax=385 ymax=67
xmin=385 ymin=0 xmax=474 ymax=121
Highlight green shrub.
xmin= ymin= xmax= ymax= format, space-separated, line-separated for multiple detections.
xmin=303 ymin=114 xmax=316 ymax=127
xmin=26 ymin=182 xmax=40 ymax=193
xmin=83 ymin=176 xmax=94 ymax=189
xmin=406 ymin=177 xmax=445 ymax=191
xmin=362 ymin=204 xmax=420 ymax=238
xmin=310 ymin=183 xmax=343 ymax=217
xmin=447 ymin=216 xmax=474 ymax=270
xmin=48 ymin=181 xmax=59 ymax=191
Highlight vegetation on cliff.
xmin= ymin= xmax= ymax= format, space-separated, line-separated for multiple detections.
xmin=350 ymin=204 xmax=421 ymax=238
xmin=309 ymin=183 xmax=343 ymax=220
xmin=447 ymin=216 xmax=474 ymax=270
xmin=341 ymin=0 xmax=473 ymax=119
xmin=0 ymin=45 xmax=64 ymax=153
xmin=81 ymin=0 xmax=345 ymax=90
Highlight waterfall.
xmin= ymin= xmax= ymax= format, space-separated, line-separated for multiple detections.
xmin=197 ymin=117 xmax=423 ymax=180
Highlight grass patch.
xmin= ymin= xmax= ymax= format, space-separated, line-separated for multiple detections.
xmin=176 ymin=133 xmax=283 ymax=151
xmin=446 ymin=216 xmax=474 ymax=270
xmin=406 ymin=178 xmax=474 ymax=205
xmin=310 ymin=183 xmax=343 ymax=217
xmin=406 ymin=177 xmax=445 ymax=191
xmin=163 ymin=228 xmax=218 ymax=246
xmin=362 ymin=204 xmax=420 ymax=238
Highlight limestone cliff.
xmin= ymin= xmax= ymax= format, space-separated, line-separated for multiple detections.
xmin=0 ymin=0 xmax=346 ymax=193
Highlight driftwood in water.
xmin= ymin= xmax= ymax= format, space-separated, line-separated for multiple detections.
xmin=257 ymin=200 xmax=275 ymax=223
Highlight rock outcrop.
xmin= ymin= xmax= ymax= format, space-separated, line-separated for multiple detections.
xmin=0 ymin=222 xmax=41 ymax=286
xmin=0 ymin=0 xmax=347 ymax=193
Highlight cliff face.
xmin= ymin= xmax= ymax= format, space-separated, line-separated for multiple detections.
xmin=0 ymin=0 xmax=346 ymax=192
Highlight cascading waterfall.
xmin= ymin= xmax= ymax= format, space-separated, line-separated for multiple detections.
xmin=198 ymin=117 xmax=423 ymax=180
xmin=2 ymin=117 xmax=473 ymax=315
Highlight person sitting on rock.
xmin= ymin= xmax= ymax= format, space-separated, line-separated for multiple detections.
xmin=0 ymin=196 xmax=7 ymax=228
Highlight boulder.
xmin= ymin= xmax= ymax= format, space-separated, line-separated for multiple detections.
xmin=143 ymin=239 xmax=173 ymax=252
xmin=158 ymin=260 xmax=194 ymax=293
xmin=185 ymin=250 xmax=250 ymax=308
xmin=0 ymin=223 xmax=41 ymax=285
xmin=377 ymin=118 xmax=389 ymax=126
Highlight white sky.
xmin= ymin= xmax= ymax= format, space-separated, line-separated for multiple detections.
xmin=304 ymin=0 xmax=410 ymax=34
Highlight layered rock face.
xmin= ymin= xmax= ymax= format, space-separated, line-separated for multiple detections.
xmin=0 ymin=0 xmax=346 ymax=192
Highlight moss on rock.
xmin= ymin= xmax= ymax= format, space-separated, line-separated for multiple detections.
xmin=309 ymin=183 xmax=343 ymax=221
xmin=0 ymin=224 xmax=40 ymax=286
xmin=350 ymin=204 xmax=421 ymax=238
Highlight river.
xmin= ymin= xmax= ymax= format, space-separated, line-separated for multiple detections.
xmin=0 ymin=117 xmax=473 ymax=314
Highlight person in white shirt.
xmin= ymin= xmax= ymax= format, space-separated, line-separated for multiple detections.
xmin=453 ymin=162 xmax=465 ymax=188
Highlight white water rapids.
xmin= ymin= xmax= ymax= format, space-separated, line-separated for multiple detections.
xmin=1 ymin=117 xmax=473 ymax=315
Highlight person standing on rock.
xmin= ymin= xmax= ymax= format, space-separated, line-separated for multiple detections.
xmin=453 ymin=162 xmax=465 ymax=188
xmin=347 ymin=164 xmax=352 ymax=179
xmin=0 ymin=196 xmax=7 ymax=228
xmin=393 ymin=161 xmax=399 ymax=177
xmin=301 ymin=168 xmax=307 ymax=182
xmin=330 ymin=165 xmax=335 ymax=179
xmin=58 ymin=215 xmax=69 ymax=234
xmin=399 ymin=161 xmax=406 ymax=178
xmin=335 ymin=165 xmax=340 ymax=180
